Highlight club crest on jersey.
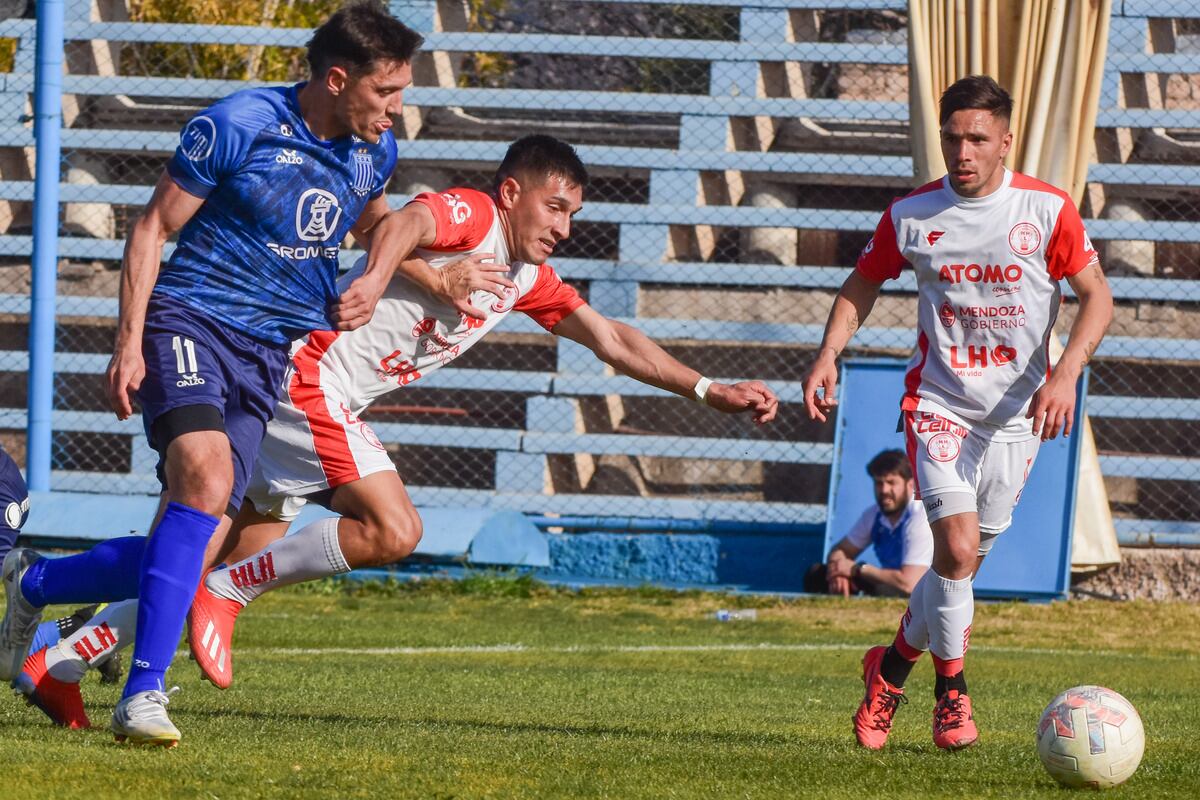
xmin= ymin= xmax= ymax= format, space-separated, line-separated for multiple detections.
xmin=1008 ymin=222 xmax=1041 ymax=256
xmin=351 ymin=149 xmax=374 ymax=197
xmin=490 ymin=284 xmax=518 ymax=314
xmin=180 ymin=116 xmax=216 ymax=161
xmin=927 ymin=432 xmax=960 ymax=462
xmin=360 ymin=422 xmax=386 ymax=451
xmin=296 ymin=188 xmax=343 ymax=241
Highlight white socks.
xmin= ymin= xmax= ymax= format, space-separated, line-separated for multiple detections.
xmin=899 ymin=570 xmax=931 ymax=653
xmin=44 ymin=599 xmax=139 ymax=683
xmin=206 ymin=516 xmax=351 ymax=606
xmin=925 ymin=571 xmax=974 ymax=662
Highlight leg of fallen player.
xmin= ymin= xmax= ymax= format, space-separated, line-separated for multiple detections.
xmin=189 ymin=470 xmax=421 ymax=688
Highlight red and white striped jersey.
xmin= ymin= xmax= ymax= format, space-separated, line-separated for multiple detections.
xmin=856 ymin=169 xmax=1098 ymax=440
xmin=287 ymin=187 xmax=585 ymax=414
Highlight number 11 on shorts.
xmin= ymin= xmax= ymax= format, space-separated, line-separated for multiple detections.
xmin=172 ymin=335 xmax=198 ymax=374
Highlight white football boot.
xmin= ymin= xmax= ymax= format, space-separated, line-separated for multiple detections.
xmin=111 ymin=687 xmax=182 ymax=748
xmin=0 ymin=548 xmax=45 ymax=682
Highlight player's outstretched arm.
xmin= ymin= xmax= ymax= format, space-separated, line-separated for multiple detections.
xmin=552 ymin=305 xmax=778 ymax=424
xmin=1027 ymin=263 xmax=1114 ymax=440
xmin=106 ymin=171 xmax=205 ymax=420
xmin=801 ymin=270 xmax=883 ymax=422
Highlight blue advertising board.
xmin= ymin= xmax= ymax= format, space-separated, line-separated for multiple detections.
xmin=823 ymin=359 xmax=1085 ymax=600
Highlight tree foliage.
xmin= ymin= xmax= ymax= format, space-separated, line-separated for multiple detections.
xmin=124 ymin=0 xmax=343 ymax=82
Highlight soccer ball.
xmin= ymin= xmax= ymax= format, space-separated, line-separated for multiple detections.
xmin=1036 ymin=686 xmax=1145 ymax=789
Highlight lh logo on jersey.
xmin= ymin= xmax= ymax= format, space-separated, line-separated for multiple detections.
xmin=1008 ymin=222 xmax=1042 ymax=256
xmin=296 ymin=189 xmax=343 ymax=241
xmin=180 ymin=116 xmax=217 ymax=161
xmin=351 ymin=149 xmax=374 ymax=197
xmin=927 ymin=230 xmax=945 ymax=246
xmin=949 ymin=344 xmax=1018 ymax=370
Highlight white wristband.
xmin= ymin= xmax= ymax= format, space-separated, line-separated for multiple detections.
xmin=692 ymin=376 xmax=713 ymax=404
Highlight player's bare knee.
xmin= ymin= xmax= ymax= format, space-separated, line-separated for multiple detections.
xmin=380 ymin=507 xmax=422 ymax=562
xmin=168 ymin=466 xmax=232 ymax=517
xmin=358 ymin=508 xmax=422 ymax=564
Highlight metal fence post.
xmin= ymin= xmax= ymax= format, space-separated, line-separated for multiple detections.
xmin=27 ymin=0 xmax=65 ymax=490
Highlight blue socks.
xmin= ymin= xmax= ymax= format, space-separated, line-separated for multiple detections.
xmin=19 ymin=535 xmax=147 ymax=607
xmin=124 ymin=502 xmax=219 ymax=698
xmin=29 ymin=620 xmax=62 ymax=653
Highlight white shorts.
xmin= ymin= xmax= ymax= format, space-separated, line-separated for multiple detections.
xmin=903 ymin=410 xmax=1040 ymax=536
xmin=244 ymin=365 xmax=396 ymax=523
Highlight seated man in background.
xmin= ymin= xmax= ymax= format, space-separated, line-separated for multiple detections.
xmin=803 ymin=449 xmax=931 ymax=598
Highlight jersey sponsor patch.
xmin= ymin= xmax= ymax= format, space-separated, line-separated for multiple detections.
xmin=296 ymin=189 xmax=343 ymax=242
xmin=4 ymin=499 xmax=24 ymax=530
xmin=180 ymin=115 xmax=217 ymax=161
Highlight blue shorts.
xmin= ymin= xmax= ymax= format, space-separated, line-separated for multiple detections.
xmin=137 ymin=294 xmax=289 ymax=515
xmin=0 ymin=446 xmax=29 ymax=562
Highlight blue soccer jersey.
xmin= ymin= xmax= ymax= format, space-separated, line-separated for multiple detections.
xmin=158 ymin=84 xmax=398 ymax=344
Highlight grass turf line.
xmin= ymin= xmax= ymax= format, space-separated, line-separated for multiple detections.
xmin=0 ymin=578 xmax=1196 ymax=799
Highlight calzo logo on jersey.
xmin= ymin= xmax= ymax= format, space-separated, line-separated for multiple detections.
xmin=296 ymin=188 xmax=343 ymax=241
xmin=351 ymin=149 xmax=374 ymax=197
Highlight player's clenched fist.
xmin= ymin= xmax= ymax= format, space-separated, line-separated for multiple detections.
xmin=705 ymin=381 xmax=779 ymax=424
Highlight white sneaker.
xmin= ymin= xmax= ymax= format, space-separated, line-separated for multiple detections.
xmin=0 ymin=548 xmax=44 ymax=682
xmin=110 ymin=687 xmax=182 ymax=747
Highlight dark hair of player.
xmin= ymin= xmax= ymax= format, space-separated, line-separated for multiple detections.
xmin=938 ymin=74 xmax=1012 ymax=127
xmin=866 ymin=449 xmax=911 ymax=481
xmin=306 ymin=0 xmax=424 ymax=79
xmin=493 ymin=135 xmax=589 ymax=193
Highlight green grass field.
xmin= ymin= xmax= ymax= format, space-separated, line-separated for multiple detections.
xmin=1 ymin=576 xmax=1197 ymax=799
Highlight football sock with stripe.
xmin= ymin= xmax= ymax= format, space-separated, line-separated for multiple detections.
xmin=45 ymin=599 xmax=139 ymax=684
xmin=206 ymin=515 xmax=350 ymax=606
xmin=19 ymin=535 xmax=147 ymax=607
xmin=123 ymin=503 xmax=218 ymax=699
xmin=926 ymin=570 xmax=973 ymax=696
xmin=880 ymin=570 xmax=930 ymax=688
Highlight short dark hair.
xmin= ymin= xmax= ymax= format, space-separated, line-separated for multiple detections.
xmin=938 ymin=75 xmax=1012 ymax=127
xmin=306 ymin=1 xmax=424 ymax=79
xmin=493 ymin=135 xmax=589 ymax=193
xmin=866 ymin=449 xmax=911 ymax=481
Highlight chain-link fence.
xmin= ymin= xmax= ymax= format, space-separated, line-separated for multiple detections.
xmin=1 ymin=0 xmax=1199 ymax=533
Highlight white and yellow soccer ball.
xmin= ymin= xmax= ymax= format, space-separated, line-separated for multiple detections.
xmin=1036 ymin=686 xmax=1145 ymax=789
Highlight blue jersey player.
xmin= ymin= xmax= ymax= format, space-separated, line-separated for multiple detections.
xmin=1 ymin=1 xmax=425 ymax=746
